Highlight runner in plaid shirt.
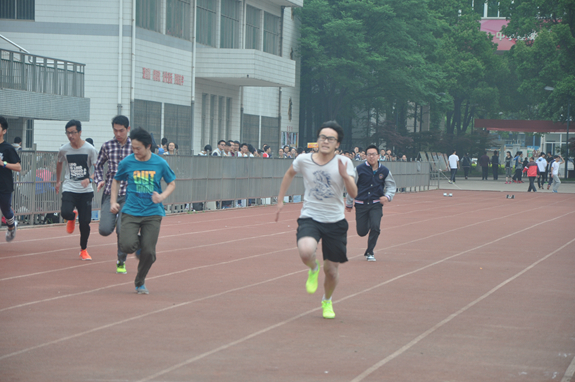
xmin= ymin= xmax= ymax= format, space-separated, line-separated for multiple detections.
xmin=94 ymin=115 xmax=134 ymax=274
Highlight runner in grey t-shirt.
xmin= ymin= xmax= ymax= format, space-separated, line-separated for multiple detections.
xmin=56 ymin=120 xmax=98 ymax=261
xmin=276 ymin=121 xmax=357 ymax=319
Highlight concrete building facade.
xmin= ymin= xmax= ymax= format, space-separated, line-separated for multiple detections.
xmin=0 ymin=0 xmax=301 ymax=154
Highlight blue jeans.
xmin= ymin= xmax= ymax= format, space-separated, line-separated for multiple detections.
xmin=450 ymin=169 xmax=457 ymax=182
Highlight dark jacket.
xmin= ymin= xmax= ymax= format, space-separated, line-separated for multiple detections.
xmin=479 ymin=154 xmax=490 ymax=167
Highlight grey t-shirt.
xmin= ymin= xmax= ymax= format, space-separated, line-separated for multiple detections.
xmin=292 ymin=153 xmax=355 ymax=223
xmin=57 ymin=142 xmax=98 ymax=193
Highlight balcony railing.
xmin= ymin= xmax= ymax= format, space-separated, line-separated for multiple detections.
xmin=0 ymin=49 xmax=85 ymax=98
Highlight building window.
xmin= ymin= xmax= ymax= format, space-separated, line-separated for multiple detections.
xmin=210 ymin=95 xmax=217 ymax=146
xmin=221 ymin=0 xmax=240 ymax=48
xmin=226 ymin=97 xmax=232 ymax=139
xmin=164 ymin=103 xmax=192 ymax=154
xmin=202 ymin=94 xmax=209 ymax=146
xmin=197 ymin=0 xmax=217 ymax=47
xmin=263 ymin=12 xmax=280 ymax=56
xmin=218 ymin=96 xmax=225 ymax=140
xmin=137 ymin=0 xmax=161 ymax=32
xmin=25 ymin=119 xmax=33 ymax=149
xmin=242 ymin=114 xmax=259 ymax=147
xmin=0 ymin=0 xmax=34 ymax=20
xmin=166 ymin=0 xmax=191 ymax=40
xmin=245 ymin=5 xmax=260 ymax=50
xmin=134 ymin=99 xmax=162 ymax=143
xmin=261 ymin=116 xmax=279 ymax=152
xmin=487 ymin=0 xmax=499 ymax=17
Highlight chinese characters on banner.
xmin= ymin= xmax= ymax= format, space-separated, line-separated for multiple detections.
xmin=142 ymin=67 xmax=184 ymax=85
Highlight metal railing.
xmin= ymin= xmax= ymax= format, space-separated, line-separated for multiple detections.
xmin=5 ymin=152 xmax=433 ymax=225
xmin=0 ymin=49 xmax=85 ymax=97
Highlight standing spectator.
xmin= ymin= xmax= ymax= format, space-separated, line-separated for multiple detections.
xmin=550 ymin=155 xmax=564 ymax=193
xmin=512 ymin=152 xmax=524 ymax=183
xmin=223 ymin=141 xmax=233 ymax=156
xmin=262 ymin=145 xmax=272 ymax=158
xmin=158 ymin=138 xmax=168 ymax=155
xmin=491 ymin=151 xmax=499 ymax=180
xmin=479 ymin=151 xmax=490 ymax=180
xmin=56 ymin=120 xmax=98 ymax=260
xmin=276 ymin=121 xmax=357 ymax=319
xmin=212 ymin=140 xmax=226 ymax=156
xmin=345 ymin=145 xmax=396 ymax=262
xmin=277 ymin=148 xmax=285 ymax=158
xmin=536 ymin=152 xmax=548 ymax=188
xmin=198 ymin=144 xmax=212 ymax=156
xmin=504 ymin=151 xmax=513 ymax=184
xmin=110 ymin=127 xmax=176 ymax=294
xmin=448 ymin=149 xmax=459 ymax=184
xmin=94 ymin=115 xmax=133 ymax=274
xmin=283 ymin=145 xmax=291 ymax=158
xmin=461 ymin=153 xmax=472 ymax=179
xmin=546 ymin=152 xmax=554 ymax=189
xmin=290 ymin=147 xmax=298 ymax=158
xmin=400 ymin=154 xmax=407 ymax=161
xmin=164 ymin=142 xmax=177 ymax=155
xmin=0 ymin=116 xmax=22 ymax=242
xmin=247 ymin=143 xmax=257 ymax=157
xmin=12 ymin=136 xmax=22 ymax=151
xmin=379 ymin=149 xmax=386 ymax=161
xmin=523 ymin=157 xmax=538 ymax=192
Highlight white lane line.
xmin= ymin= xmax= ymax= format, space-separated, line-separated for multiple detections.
xmin=136 ymin=213 xmax=575 ymax=382
xmin=562 ymin=354 xmax=575 ymax=382
xmin=350 ymin=237 xmax=575 ymax=382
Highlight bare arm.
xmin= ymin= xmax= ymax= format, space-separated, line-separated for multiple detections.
xmin=110 ymin=179 xmax=121 ymax=213
xmin=152 ymin=181 xmax=176 ymax=204
xmin=339 ymin=158 xmax=358 ymax=199
xmin=55 ymin=162 xmax=63 ymax=194
xmin=275 ymin=165 xmax=297 ymax=222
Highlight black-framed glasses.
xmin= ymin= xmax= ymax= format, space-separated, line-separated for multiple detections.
xmin=318 ymin=135 xmax=337 ymax=143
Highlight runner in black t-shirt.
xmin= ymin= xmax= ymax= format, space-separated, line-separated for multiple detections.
xmin=0 ymin=116 xmax=22 ymax=242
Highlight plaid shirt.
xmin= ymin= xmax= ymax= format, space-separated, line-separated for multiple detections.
xmin=94 ymin=137 xmax=132 ymax=195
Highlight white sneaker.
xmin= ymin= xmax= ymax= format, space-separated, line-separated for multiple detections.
xmin=5 ymin=221 xmax=17 ymax=242
xmin=366 ymin=254 xmax=376 ymax=262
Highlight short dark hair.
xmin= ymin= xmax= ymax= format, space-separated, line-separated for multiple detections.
xmin=247 ymin=143 xmax=256 ymax=154
xmin=218 ymin=139 xmax=226 ymax=145
xmin=14 ymin=136 xmax=22 ymax=144
xmin=317 ymin=120 xmax=344 ymax=143
xmin=263 ymin=145 xmax=270 ymax=152
xmin=161 ymin=137 xmax=168 ymax=145
xmin=366 ymin=144 xmax=379 ymax=153
xmin=225 ymin=141 xmax=232 ymax=147
xmin=0 ymin=116 xmax=7 ymax=131
xmin=65 ymin=119 xmax=82 ymax=132
xmin=130 ymin=127 xmax=152 ymax=148
xmin=234 ymin=140 xmax=240 ymax=145
xmin=240 ymin=143 xmax=248 ymax=149
xmin=204 ymin=144 xmax=212 ymax=152
xmin=111 ymin=115 xmax=129 ymax=129
xmin=85 ymin=138 xmax=94 ymax=146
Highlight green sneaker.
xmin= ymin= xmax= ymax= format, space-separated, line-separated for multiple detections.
xmin=116 ymin=262 xmax=127 ymax=274
xmin=306 ymin=260 xmax=320 ymax=294
xmin=322 ymin=300 xmax=335 ymax=319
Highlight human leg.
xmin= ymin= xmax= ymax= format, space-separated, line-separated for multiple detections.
xmin=365 ymin=203 xmax=383 ymax=255
xmin=322 ymin=260 xmax=339 ymax=300
xmin=552 ymin=174 xmax=561 ymax=192
xmin=463 ymin=167 xmax=469 ymax=179
xmin=61 ymin=192 xmax=77 ymax=222
xmin=450 ymin=168 xmax=457 ymax=182
xmin=355 ymin=204 xmax=370 ymax=238
xmin=0 ymin=193 xmax=17 ymax=242
xmin=528 ymin=177 xmax=536 ymax=192
xmin=133 ymin=215 xmax=162 ymax=288
xmin=99 ymin=193 xmax=128 ymax=263
xmin=492 ymin=165 xmax=498 ymax=180
xmin=76 ymin=192 xmax=93 ymax=250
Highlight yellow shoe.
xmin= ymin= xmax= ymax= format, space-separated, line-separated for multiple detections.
xmin=306 ymin=260 xmax=320 ymax=294
xmin=322 ymin=300 xmax=335 ymax=319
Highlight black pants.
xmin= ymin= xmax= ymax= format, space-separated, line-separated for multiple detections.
xmin=481 ymin=166 xmax=489 ymax=180
xmin=450 ymin=168 xmax=457 ymax=182
xmin=513 ymin=169 xmax=522 ymax=181
xmin=528 ymin=177 xmax=537 ymax=192
xmin=61 ymin=192 xmax=94 ymax=250
xmin=492 ymin=165 xmax=498 ymax=180
xmin=0 ymin=192 xmax=15 ymax=227
xmin=538 ymin=171 xmax=547 ymax=187
xmin=355 ymin=202 xmax=383 ymax=255
xmin=463 ymin=167 xmax=470 ymax=178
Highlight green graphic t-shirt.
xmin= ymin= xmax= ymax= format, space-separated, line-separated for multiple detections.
xmin=114 ymin=153 xmax=176 ymax=217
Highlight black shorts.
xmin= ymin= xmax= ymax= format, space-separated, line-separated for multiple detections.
xmin=296 ymin=218 xmax=348 ymax=263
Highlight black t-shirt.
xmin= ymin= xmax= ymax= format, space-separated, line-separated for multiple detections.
xmin=0 ymin=141 xmax=21 ymax=194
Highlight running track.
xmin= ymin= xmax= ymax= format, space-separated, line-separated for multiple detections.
xmin=1 ymin=189 xmax=575 ymax=382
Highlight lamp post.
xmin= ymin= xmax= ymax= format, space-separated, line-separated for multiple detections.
xmin=545 ymin=86 xmax=570 ymax=178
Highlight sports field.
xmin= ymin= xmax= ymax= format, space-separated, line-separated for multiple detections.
xmin=1 ymin=188 xmax=574 ymax=381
